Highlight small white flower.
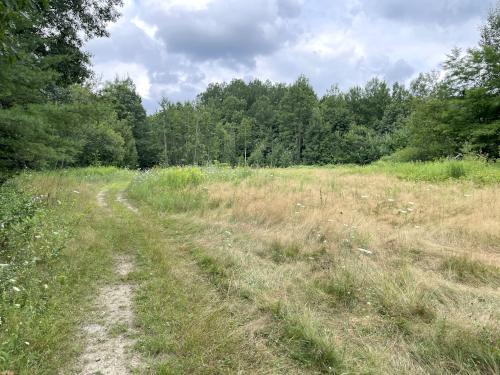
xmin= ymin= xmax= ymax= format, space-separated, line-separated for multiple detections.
xmin=357 ymin=248 xmax=373 ymax=255
xmin=24 ymin=341 xmax=30 ymax=346
xmin=14 ymin=303 xmax=21 ymax=308
xmin=43 ymin=284 xmax=49 ymax=289
xmin=12 ymin=286 xmax=21 ymax=292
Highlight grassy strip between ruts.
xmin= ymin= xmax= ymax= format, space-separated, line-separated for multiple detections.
xmin=109 ymin=192 xmax=318 ymax=374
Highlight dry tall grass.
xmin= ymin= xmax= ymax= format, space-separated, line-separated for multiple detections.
xmin=168 ymin=168 xmax=500 ymax=373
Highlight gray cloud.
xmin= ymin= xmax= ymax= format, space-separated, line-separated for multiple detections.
xmin=277 ymin=0 xmax=302 ymax=18
xmin=383 ymin=59 xmax=415 ymax=83
xmin=85 ymin=0 xmax=494 ymax=112
xmin=145 ymin=0 xmax=299 ymax=65
xmin=362 ymin=0 xmax=494 ymax=25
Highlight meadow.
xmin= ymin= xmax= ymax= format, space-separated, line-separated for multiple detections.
xmin=0 ymin=160 xmax=499 ymax=374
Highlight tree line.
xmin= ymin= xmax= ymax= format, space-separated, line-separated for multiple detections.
xmin=1 ymin=0 xmax=498 ymax=179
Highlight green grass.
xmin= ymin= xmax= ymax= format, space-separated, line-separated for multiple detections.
xmin=269 ymin=302 xmax=344 ymax=373
xmin=440 ymin=256 xmax=500 ymax=286
xmin=266 ymin=240 xmax=301 ymax=263
xmin=2 ymin=164 xmax=499 ymax=374
xmin=0 ymin=171 xmax=120 ymax=373
xmin=315 ymin=268 xmax=359 ymax=308
xmin=339 ymin=159 xmax=500 ymax=184
xmin=126 ymin=166 xmax=255 ymax=214
xmin=126 ymin=167 xmax=207 ymax=213
xmin=414 ymin=320 xmax=500 ymax=374
xmin=114 ymin=200 xmax=303 ymax=374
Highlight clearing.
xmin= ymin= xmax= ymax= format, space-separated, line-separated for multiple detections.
xmin=1 ymin=162 xmax=499 ymax=374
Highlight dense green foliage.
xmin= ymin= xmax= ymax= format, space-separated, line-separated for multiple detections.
xmin=144 ymin=77 xmax=412 ymax=167
xmin=1 ymin=1 xmax=499 ymax=180
xmin=0 ymin=0 xmax=137 ymax=181
xmin=139 ymin=2 xmax=499 ymax=168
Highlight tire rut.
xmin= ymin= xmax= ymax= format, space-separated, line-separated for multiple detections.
xmin=76 ymin=255 xmax=139 ymax=375
xmin=116 ymin=192 xmax=138 ymax=213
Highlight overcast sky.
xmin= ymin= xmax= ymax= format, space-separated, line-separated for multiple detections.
xmin=85 ymin=0 xmax=495 ymax=112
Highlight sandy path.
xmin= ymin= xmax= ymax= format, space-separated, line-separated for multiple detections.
xmin=72 ymin=190 xmax=143 ymax=374
xmin=78 ymin=256 xmax=139 ymax=374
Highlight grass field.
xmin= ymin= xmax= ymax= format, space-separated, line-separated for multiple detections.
xmin=1 ymin=160 xmax=499 ymax=374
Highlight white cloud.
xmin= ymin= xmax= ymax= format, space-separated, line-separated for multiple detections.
xmin=141 ymin=0 xmax=214 ymax=13
xmin=131 ymin=17 xmax=158 ymax=40
xmin=86 ymin=0 xmax=495 ymax=112
xmin=94 ymin=61 xmax=152 ymax=99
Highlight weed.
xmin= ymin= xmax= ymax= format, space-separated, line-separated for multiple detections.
xmin=316 ymin=268 xmax=359 ymax=308
xmin=372 ymin=270 xmax=436 ymax=328
xmin=267 ymin=240 xmax=301 ymax=263
xmin=447 ymin=162 xmax=466 ymax=179
xmin=440 ymin=256 xmax=500 ymax=286
xmin=270 ymin=302 xmax=344 ymax=373
xmin=190 ymin=248 xmax=233 ymax=289
xmin=414 ymin=320 xmax=500 ymax=374
xmin=339 ymin=159 xmax=500 ymax=184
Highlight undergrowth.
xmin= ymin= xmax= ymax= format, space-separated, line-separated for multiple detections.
xmin=339 ymin=158 xmax=500 ymax=184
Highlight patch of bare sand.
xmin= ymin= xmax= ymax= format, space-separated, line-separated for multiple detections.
xmin=76 ymin=256 xmax=140 ymax=374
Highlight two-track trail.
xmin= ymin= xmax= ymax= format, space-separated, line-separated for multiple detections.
xmin=73 ymin=188 xmax=141 ymax=375
xmin=69 ymin=182 xmax=315 ymax=375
